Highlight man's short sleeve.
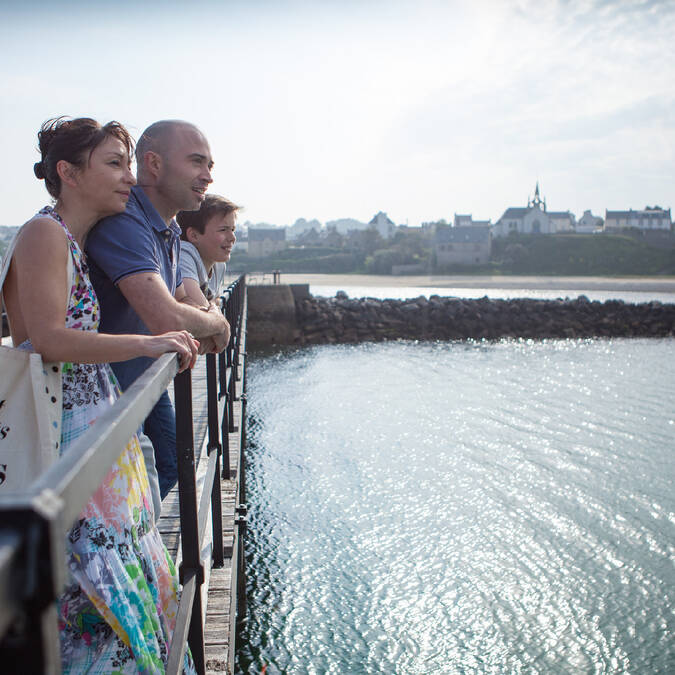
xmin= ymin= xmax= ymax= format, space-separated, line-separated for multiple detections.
xmin=87 ymin=212 xmax=160 ymax=285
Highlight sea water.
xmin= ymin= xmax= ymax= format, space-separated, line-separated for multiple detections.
xmin=237 ymin=337 xmax=675 ymax=674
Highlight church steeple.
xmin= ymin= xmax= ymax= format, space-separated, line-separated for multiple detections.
xmin=528 ymin=181 xmax=546 ymax=211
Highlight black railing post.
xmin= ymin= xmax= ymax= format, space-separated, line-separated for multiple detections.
xmin=228 ymin=365 xmax=236 ymax=432
xmin=218 ymin=296 xmax=232 ymax=481
xmin=232 ymin=285 xmax=242 ymax=383
xmin=239 ymin=370 xmax=247 ymax=508
xmin=173 ymin=368 xmax=205 ymax=675
xmin=225 ymin=292 xmax=237 ymax=432
xmin=235 ymin=505 xmax=247 ymax=625
xmin=206 ymin=354 xmax=225 ymax=568
xmin=0 ymin=491 xmax=66 ymax=675
xmin=221 ymin=390 xmax=231 ymax=480
xmin=217 ymin=348 xmax=227 ymax=401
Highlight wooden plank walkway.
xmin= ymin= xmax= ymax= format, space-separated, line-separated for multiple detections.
xmin=158 ymin=327 xmax=246 ymax=675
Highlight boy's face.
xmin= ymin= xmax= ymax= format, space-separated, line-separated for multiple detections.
xmin=190 ymin=211 xmax=237 ymax=264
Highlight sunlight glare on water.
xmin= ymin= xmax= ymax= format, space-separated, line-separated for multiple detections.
xmin=237 ymin=338 xmax=675 ymax=674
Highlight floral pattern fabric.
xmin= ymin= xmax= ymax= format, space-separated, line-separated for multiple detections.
xmin=32 ymin=207 xmax=195 ymax=674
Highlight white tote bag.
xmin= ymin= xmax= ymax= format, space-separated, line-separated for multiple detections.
xmin=0 ymin=226 xmax=71 ymax=494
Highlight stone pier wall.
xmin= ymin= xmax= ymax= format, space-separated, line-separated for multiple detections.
xmin=247 ymin=285 xmax=675 ymax=346
xmin=247 ymin=285 xmax=298 ymax=345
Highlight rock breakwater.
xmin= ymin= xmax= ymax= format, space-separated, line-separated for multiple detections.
xmin=294 ymin=293 xmax=675 ymax=344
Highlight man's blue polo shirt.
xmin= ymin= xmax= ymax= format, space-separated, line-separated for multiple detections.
xmin=86 ymin=185 xmax=183 ymax=388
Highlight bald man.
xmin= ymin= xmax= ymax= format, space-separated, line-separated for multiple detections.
xmin=87 ymin=120 xmax=230 ymax=499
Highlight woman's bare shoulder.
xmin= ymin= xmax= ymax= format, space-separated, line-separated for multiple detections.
xmin=10 ymin=215 xmax=69 ymax=272
xmin=15 ymin=214 xmax=67 ymax=248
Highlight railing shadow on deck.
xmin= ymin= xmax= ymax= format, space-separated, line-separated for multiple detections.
xmin=0 ymin=274 xmax=247 ymax=675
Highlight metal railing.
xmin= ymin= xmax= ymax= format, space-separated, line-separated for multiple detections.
xmin=245 ymin=269 xmax=282 ymax=285
xmin=0 ymin=274 xmax=247 ymax=675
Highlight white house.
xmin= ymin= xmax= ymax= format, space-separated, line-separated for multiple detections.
xmin=453 ymin=214 xmax=491 ymax=229
xmin=326 ymin=218 xmax=369 ymax=235
xmin=369 ymin=211 xmax=396 ymax=239
xmin=605 ymin=207 xmax=672 ymax=231
xmin=548 ymin=211 xmax=576 ymax=232
xmin=576 ymin=210 xmax=603 ymax=234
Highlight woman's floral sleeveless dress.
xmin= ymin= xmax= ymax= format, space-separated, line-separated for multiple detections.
xmin=33 ymin=208 xmax=195 ymax=674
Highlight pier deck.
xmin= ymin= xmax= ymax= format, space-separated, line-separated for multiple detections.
xmin=158 ymin=343 xmax=246 ymax=674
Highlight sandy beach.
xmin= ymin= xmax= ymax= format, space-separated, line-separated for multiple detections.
xmin=249 ymin=273 xmax=675 ymax=293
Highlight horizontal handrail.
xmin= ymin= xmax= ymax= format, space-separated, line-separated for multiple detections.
xmin=166 ymin=572 xmax=197 ymax=675
xmin=32 ymin=352 xmax=178 ymax=527
xmin=0 ymin=352 xmax=179 ymax=644
xmin=198 ymin=449 xmax=219 ymax=547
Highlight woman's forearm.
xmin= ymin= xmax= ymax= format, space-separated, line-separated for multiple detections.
xmin=29 ymin=327 xmax=151 ymax=363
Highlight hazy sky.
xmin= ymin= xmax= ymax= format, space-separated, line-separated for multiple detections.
xmin=2 ymin=0 xmax=674 ymax=227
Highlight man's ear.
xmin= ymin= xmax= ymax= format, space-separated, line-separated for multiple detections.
xmin=142 ymin=150 xmax=162 ymax=180
xmin=55 ymin=159 xmax=78 ymax=188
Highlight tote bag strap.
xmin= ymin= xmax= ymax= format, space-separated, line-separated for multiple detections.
xmin=0 ymin=229 xmax=22 ymax=310
xmin=0 ymin=220 xmax=74 ymax=489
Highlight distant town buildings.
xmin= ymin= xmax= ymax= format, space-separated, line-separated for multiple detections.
xmin=493 ymin=182 xmax=556 ymax=237
xmin=435 ymin=223 xmax=491 ymax=266
xmin=576 ymin=210 xmax=603 ymax=234
xmin=286 ymin=218 xmax=322 ymax=240
xmin=604 ymin=207 xmax=672 ymax=231
xmin=295 ymin=227 xmax=322 ymax=246
xmin=454 ymin=214 xmax=491 ymax=229
xmin=248 ymin=228 xmax=286 ymax=257
xmin=223 ymin=185 xmax=672 ymax=262
xmin=326 ymin=218 xmax=368 ymax=235
xmin=234 ymin=237 xmax=248 ymax=254
xmin=369 ymin=211 xmax=396 ymax=239
xmin=491 ymin=183 xmax=674 ymax=237
xmin=548 ymin=210 xmax=576 ymax=233
xmin=492 ymin=182 xmax=575 ymax=236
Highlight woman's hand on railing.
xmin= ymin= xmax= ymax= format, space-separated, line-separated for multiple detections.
xmin=144 ymin=331 xmax=200 ymax=372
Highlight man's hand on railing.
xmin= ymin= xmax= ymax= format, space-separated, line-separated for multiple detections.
xmin=210 ymin=317 xmax=231 ymax=353
xmin=194 ymin=305 xmax=231 ymax=354
xmin=197 ymin=336 xmax=216 ymax=355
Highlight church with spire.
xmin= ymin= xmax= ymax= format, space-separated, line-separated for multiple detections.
xmin=493 ymin=182 xmax=575 ymax=237
xmin=528 ymin=181 xmax=546 ymax=211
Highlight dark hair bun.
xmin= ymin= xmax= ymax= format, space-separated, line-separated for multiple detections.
xmin=34 ymin=116 xmax=134 ymax=199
